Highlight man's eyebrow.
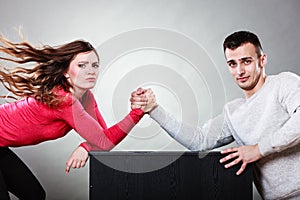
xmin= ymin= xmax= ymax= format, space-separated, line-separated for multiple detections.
xmin=239 ymin=57 xmax=254 ymax=61
xmin=226 ymin=59 xmax=235 ymax=64
xmin=227 ymin=57 xmax=254 ymax=63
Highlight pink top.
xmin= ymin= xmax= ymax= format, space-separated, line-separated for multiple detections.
xmin=0 ymin=88 xmax=144 ymax=151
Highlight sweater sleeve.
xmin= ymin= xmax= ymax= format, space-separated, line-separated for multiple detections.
xmin=258 ymin=72 xmax=300 ymax=156
xmin=57 ymin=93 xmax=144 ymax=152
xmin=149 ymin=105 xmax=234 ymax=151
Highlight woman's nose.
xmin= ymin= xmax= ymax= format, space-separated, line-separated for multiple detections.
xmin=86 ymin=66 xmax=96 ymax=75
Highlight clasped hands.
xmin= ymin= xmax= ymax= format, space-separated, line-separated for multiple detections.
xmin=130 ymin=87 xmax=158 ymax=113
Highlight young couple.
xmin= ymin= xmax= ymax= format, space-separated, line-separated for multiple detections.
xmin=0 ymin=30 xmax=299 ymax=200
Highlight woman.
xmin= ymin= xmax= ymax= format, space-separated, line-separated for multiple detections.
xmin=0 ymin=36 xmax=156 ymax=199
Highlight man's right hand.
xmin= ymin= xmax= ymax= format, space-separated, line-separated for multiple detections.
xmin=130 ymin=88 xmax=157 ymax=113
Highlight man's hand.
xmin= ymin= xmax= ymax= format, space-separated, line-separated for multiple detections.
xmin=66 ymin=146 xmax=89 ymax=173
xmin=220 ymin=144 xmax=262 ymax=175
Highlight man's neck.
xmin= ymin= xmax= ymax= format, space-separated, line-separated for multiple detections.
xmin=244 ymin=74 xmax=267 ymax=99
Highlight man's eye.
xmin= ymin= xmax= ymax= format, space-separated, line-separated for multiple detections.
xmin=228 ymin=63 xmax=236 ymax=67
xmin=78 ymin=64 xmax=86 ymax=68
xmin=244 ymin=60 xmax=251 ymax=64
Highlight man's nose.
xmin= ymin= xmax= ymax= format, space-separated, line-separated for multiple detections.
xmin=236 ymin=64 xmax=245 ymax=75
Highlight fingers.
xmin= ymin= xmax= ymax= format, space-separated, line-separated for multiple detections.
xmin=220 ymin=146 xmax=252 ymax=175
xmin=140 ymin=89 xmax=157 ymax=113
xmin=130 ymin=88 xmax=157 ymax=112
xmin=66 ymin=165 xmax=70 ymax=173
xmin=221 ymin=157 xmax=247 ymax=175
xmin=219 ymin=151 xmax=238 ymax=163
xmin=144 ymin=88 xmax=156 ymax=104
xmin=65 ymin=146 xmax=89 ymax=173
xmin=136 ymin=87 xmax=146 ymax=95
xmin=130 ymin=96 xmax=147 ymax=104
xmin=224 ymin=157 xmax=242 ymax=169
xmin=131 ymin=88 xmax=146 ymax=96
xmin=130 ymin=96 xmax=147 ymax=110
xmin=66 ymin=159 xmax=72 ymax=173
xmin=66 ymin=159 xmax=86 ymax=173
xmin=236 ymin=162 xmax=247 ymax=175
xmin=130 ymin=88 xmax=147 ymax=106
xmin=131 ymin=105 xmax=142 ymax=109
xmin=72 ymin=160 xmax=86 ymax=168
xmin=220 ymin=147 xmax=237 ymax=154
xmin=131 ymin=88 xmax=153 ymax=98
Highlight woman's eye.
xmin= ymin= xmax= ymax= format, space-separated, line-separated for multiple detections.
xmin=78 ymin=64 xmax=86 ymax=68
xmin=92 ymin=63 xmax=99 ymax=68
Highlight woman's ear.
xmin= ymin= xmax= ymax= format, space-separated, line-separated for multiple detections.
xmin=64 ymin=73 xmax=70 ymax=79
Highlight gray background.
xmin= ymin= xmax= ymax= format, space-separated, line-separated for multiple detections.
xmin=0 ymin=0 xmax=299 ymax=199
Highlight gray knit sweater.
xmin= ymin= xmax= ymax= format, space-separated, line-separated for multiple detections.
xmin=150 ymin=72 xmax=300 ymax=200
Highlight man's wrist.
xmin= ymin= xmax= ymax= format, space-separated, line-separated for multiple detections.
xmin=147 ymin=103 xmax=158 ymax=115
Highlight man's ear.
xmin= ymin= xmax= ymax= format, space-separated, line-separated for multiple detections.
xmin=260 ymin=54 xmax=267 ymax=68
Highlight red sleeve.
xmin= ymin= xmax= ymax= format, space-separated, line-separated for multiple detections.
xmin=79 ymin=108 xmax=144 ymax=151
xmin=57 ymin=91 xmax=144 ymax=151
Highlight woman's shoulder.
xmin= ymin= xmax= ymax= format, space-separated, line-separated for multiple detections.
xmin=52 ymin=87 xmax=75 ymax=107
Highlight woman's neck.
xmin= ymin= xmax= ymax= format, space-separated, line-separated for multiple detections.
xmin=70 ymin=87 xmax=87 ymax=100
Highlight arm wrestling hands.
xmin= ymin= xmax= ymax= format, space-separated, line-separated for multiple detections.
xmin=130 ymin=88 xmax=158 ymax=112
xmin=130 ymin=87 xmax=263 ymax=175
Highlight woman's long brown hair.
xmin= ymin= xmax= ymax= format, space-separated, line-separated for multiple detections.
xmin=0 ymin=35 xmax=97 ymax=107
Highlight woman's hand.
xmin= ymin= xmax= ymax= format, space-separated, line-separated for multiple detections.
xmin=66 ymin=146 xmax=89 ymax=173
xmin=130 ymin=88 xmax=147 ymax=109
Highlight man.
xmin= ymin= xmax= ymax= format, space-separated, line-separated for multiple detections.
xmin=131 ymin=31 xmax=300 ymax=199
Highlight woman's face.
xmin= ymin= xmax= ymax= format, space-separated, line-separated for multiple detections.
xmin=66 ymin=50 xmax=99 ymax=96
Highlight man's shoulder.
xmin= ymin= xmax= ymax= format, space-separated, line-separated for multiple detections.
xmin=271 ymin=71 xmax=300 ymax=81
xmin=270 ymin=72 xmax=300 ymax=89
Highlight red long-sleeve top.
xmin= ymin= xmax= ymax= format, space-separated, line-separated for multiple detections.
xmin=0 ymin=88 xmax=144 ymax=151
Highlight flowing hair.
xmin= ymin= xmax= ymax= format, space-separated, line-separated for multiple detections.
xmin=0 ymin=35 xmax=98 ymax=107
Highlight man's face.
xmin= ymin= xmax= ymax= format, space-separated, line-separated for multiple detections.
xmin=225 ymin=42 xmax=266 ymax=96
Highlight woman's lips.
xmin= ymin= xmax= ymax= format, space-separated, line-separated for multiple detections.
xmin=86 ymin=78 xmax=96 ymax=82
